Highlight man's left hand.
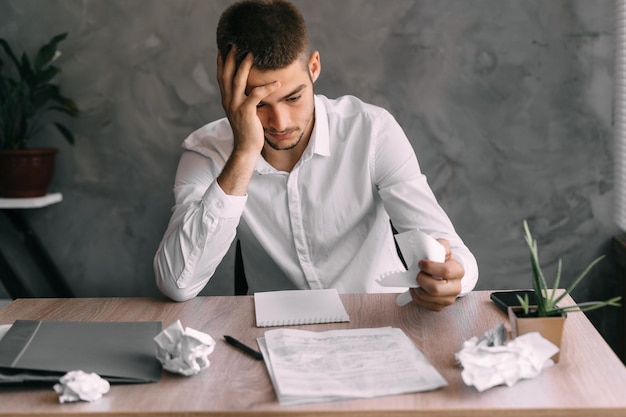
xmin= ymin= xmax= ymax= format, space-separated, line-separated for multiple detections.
xmin=409 ymin=239 xmax=465 ymax=311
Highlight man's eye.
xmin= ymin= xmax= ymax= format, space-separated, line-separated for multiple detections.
xmin=287 ymin=95 xmax=301 ymax=103
xmin=256 ymin=103 xmax=266 ymax=109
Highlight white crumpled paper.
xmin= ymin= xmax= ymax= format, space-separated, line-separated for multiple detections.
xmin=376 ymin=229 xmax=446 ymax=306
xmin=455 ymin=324 xmax=559 ymax=392
xmin=53 ymin=370 xmax=110 ymax=403
xmin=153 ymin=320 xmax=216 ymax=376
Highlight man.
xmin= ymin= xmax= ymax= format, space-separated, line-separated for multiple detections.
xmin=154 ymin=0 xmax=478 ymax=310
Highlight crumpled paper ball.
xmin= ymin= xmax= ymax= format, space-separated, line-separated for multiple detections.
xmin=153 ymin=320 xmax=216 ymax=376
xmin=53 ymin=370 xmax=110 ymax=403
xmin=455 ymin=324 xmax=559 ymax=392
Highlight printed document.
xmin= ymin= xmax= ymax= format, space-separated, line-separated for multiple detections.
xmin=257 ymin=327 xmax=447 ymax=405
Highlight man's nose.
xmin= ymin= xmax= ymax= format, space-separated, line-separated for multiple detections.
xmin=267 ymin=106 xmax=288 ymax=132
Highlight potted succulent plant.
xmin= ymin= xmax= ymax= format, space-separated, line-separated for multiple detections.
xmin=0 ymin=32 xmax=78 ymax=198
xmin=508 ymin=220 xmax=621 ymax=362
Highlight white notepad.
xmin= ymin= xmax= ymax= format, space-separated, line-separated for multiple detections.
xmin=254 ymin=289 xmax=350 ymax=327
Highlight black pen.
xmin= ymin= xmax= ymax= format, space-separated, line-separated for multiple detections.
xmin=224 ymin=335 xmax=264 ymax=360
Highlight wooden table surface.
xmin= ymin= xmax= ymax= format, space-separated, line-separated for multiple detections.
xmin=0 ymin=291 xmax=625 ymax=417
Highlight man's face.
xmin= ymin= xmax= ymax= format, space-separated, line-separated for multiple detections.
xmin=246 ymin=53 xmax=320 ymax=152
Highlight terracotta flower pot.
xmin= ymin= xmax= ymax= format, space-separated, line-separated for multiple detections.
xmin=0 ymin=148 xmax=58 ymax=198
xmin=508 ymin=306 xmax=566 ymax=363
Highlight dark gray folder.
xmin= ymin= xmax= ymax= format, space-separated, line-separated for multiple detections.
xmin=0 ymin=320 xmax=162 ymax=384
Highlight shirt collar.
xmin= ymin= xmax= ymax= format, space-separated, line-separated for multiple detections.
xmin=311 ymin=95 xmax=330 ymax=157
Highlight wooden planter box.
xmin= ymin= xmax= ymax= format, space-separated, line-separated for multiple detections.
xmin=508 ymin=306 xmax=566 ymax=363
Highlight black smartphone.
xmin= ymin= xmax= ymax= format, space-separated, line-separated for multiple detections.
xmin=490 ymin=290 xmax=536 ymax=313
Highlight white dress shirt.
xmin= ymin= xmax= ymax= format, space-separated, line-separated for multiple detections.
xmin=155 ymin=94 xmax=478 ymax=301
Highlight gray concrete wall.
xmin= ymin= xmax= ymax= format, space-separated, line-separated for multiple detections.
xmin=0 ymin=1 xmax=622 ymax=349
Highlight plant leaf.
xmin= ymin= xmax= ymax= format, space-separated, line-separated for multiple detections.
xmin=0 ymin=38 xmax=22 ymax=73
xmin=1 ymin=33 xmax=75 ymax=148
xmin=34 ymin=33 xmax=67 ymax=71
xmin=53 ymin=122 xmax=75 ymax=145
xmin=545 ymin=258 xmax=563 ymax=307
xmin=21 ymin=52 xmax=38 ymax=83
xmin=516 ymin=293 xmax=530 ymax=315
xmin=520 ymin=220 xmax=620 ymax=317
xmin=51 ymin=95 xmax=79 ymax=116
xmin=35 ymin=65 xmax=60 ymax=85
xmin=567 ymin=254 xmax=605 ymax=292
xmin=523 ymin=220 xmax=550 ymax=316
xmin=556 ymin=296 xmax=622 ymax=314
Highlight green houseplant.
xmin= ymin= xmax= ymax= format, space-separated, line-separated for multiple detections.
xmin=516 ymin=220 xmax=621 ymax=316
xmin=0 ymin=32 xmax=78 ymax=197
xmin=508 ymin=220 xmax=621 ymax=362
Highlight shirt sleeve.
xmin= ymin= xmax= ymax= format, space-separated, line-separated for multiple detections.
xmin=371 ymin=110 xmax=479 ymax=295
xmin=154 ymin=150 xmax=246 ymax=301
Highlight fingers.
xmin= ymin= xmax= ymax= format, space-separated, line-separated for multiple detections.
xmin=409 ymin=244 xmax=465 ymax=311
xmin=415 ymin=270 xmax=461 ymax=296
xmin=232 ymin=53 xmax=253 ymax=105
xmin=233 ymin=53 xmax=281 ymax=107
xmin=411 ymin=266 xmax=461 ymax=311
xmin=216 ymin=47 xmax=231 ymax=101
xmin=217 ymin=47 xmax=280 ymax=112
xmin=418 ymin=239 xmax=463 ymax=281
xmin=418 ymin=258 xmax=464 ymax=282
xmin=246 ymin=80 xmax=281 ymax=104
xmin=217 ymin=46 xmax=245 ymax=110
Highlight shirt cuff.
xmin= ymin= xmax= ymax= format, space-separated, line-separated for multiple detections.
xmin=201 ymin=180 xmax=247 ymax=219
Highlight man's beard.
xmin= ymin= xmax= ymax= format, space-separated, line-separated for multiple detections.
xmin=264 ymin=129 xmax=305 ymax=151
xmin=264 ymin=115 xmax=313 ymax=151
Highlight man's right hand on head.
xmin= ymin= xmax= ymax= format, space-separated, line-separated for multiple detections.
xmin=216 ymin=46 xmax=280 ymax=155
xmin=215 ymin=46 xmax=281 ymax=196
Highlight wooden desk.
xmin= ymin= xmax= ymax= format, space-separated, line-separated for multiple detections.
xmin=0 ymin=292 xmax=625 ymax=417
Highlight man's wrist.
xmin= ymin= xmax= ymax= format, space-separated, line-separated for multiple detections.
xmin=217 ymin=145 xmax=260 ymax=196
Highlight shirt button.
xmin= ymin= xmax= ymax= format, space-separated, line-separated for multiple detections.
xmin=215 ymin=200 xmax=224 ymax=209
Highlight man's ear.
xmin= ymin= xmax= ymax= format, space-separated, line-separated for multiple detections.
xmin=308 ymin=51 xmax=321 ymax=83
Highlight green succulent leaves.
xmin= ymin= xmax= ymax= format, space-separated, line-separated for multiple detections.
xmin=517 ymin=220 xmax=621 ymax=317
